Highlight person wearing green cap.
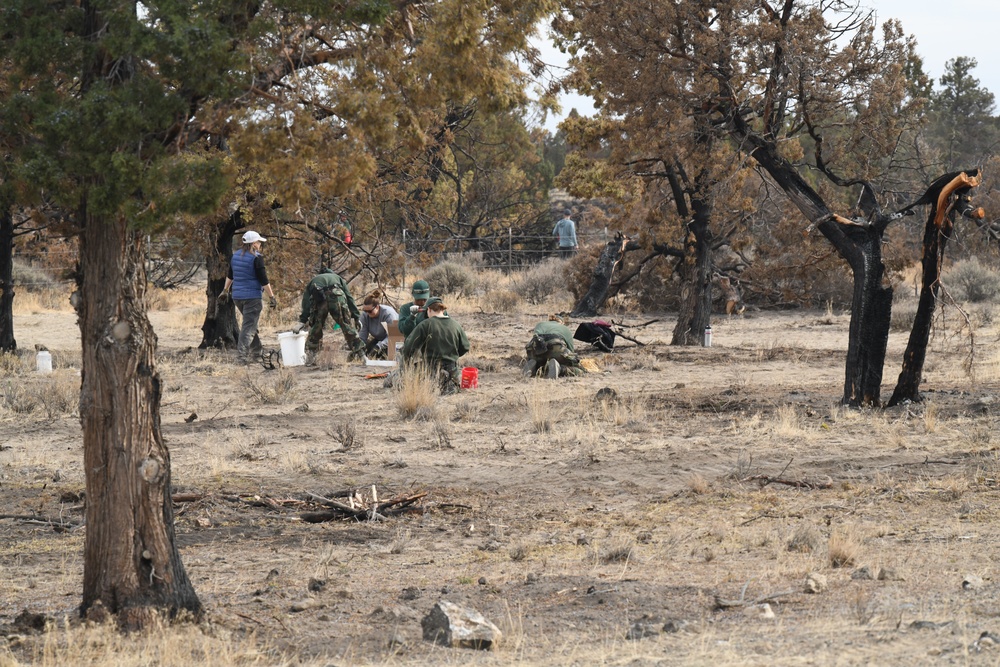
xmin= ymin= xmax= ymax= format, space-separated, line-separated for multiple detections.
xmin=402 ymin=298 xmax=470 ymax=394
xmin=523 ymin=315 xmax=584 ymax=378
xmin=399 ymin=279 xmax=432 ymax=337
xmin=291 ymin=269 xmax=366 ymax=363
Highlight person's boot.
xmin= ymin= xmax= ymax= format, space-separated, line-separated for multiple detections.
xmin=522 ymin=359 xmax=539 ymax=377
xmin=545 ymin=358 xmax=560 ymax=379
xmin=304 ymin=349 xmax=318 ymax=366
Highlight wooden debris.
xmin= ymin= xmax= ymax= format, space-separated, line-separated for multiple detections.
xmin=742 ymin=475 xmax=833 ymax=489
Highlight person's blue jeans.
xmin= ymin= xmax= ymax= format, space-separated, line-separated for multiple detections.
xmin=234 ymin=298 xmax=263 ymax=359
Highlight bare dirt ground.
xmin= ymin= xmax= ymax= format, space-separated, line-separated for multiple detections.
xmin=4 ymin=288 xmax=1000 ymax=666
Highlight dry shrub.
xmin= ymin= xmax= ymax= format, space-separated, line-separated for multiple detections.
xmin=599 ymin=539 xmax=635 ymax=564
xmin=332 ymin=419 xmax=359 ymax=449
xmin=945 ymin=257 xmax=1000 ymax=303
xmin=242 ymin=368 xmax=295 ymax=404
xmin=0 ymin=374 xmax=78 ymax=418
xmin=890 ymin=303 xmax=917 ymax=332
xmin=787 ymin=523 xmax=823 ymax=554
xmin=394 ymin=360 xmax=437 ymax=419
xmin=424 ymin=260 xmax=477 ymax=296
xmin=478 ymin=289 xmax=522 ymax=313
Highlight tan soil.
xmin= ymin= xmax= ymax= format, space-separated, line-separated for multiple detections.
xmin=3 ymin=294 xmax=1000 ymax=665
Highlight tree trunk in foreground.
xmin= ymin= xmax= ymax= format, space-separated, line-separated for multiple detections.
xmin=78 ymin=211 xmax=200 ymax=628
xmin=888 ymin=170 xmax=984 ymax=406
xmin=571 ymin=233 xmax=631 ymax=317
xmin=0 ymin=204 xmax=16 ymax=353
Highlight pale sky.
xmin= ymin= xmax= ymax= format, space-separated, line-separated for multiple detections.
xmin=534 ymin=1 xmax=1000 ymax=133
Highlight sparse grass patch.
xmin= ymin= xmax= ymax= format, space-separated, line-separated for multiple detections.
xmin=242 ymin=368 xmax=295 ymax=404
xmin=788 ymin=523 xmax=823 ymax=554
xmin=528 ymin=390 xmax=552 ymax=433
xmin=687 ymin=472 xmax=710 ymax=494
xmin=0 ymin=373 xmax=78 ymax=418
xmin=599 ymin=539 xmax=635 ymax=564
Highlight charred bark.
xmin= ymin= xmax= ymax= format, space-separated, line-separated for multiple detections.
xmin=78 ymin=211 xmax=201 ymax=627
xmin=671 ymin=197 xmax=714 ymax=346
xmin=888 ymin=171 xmax=984 ymax=406
xmin=0 ymin=203 xmax=16 ymax=353
xmin=727 ymin=119 xmax=892 ymax=406
xmin=199 ymin=211 xmax=242 ymax=349
xmin=571 ymin=233 xmax=634 ymax=317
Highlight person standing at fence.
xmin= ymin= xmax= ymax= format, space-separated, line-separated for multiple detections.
xmin=358 ymin=289 xmax=399 ymax=359
xmin=219 ymin=230 xmax=277 ymax=363
xmin=553 ymin=209 xmax=578 ymax=259
xmin=399 ymin=279 xmax=432 ymax=337
xmin=523 ymin=315 xmax=584 ymax=379
xmin=402 ymin=298 xmax=470 ymax=394
xmin=291 ymin=268 xmax=366 ymax=364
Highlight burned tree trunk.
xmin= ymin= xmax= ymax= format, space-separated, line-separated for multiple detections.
xmin=571 ymin=233 xmax=632 ymax=317
xmin=888 ymin=170 xmax=984 ymax=406
xmin=78 ymin=211 xmax=201 ymax=627
xmin=199 ymin=211 xmax=241 ymax=349
xmin=0 ymin=202 xmax=16 ymax=353
xmin=727 ymin=122 xmax=893 ymax=406
xmin=671 ymin=198 xmax=714 ymax=346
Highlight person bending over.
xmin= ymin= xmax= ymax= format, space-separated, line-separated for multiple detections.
xmin=291 ymin=269 xmax=366 ymax=364
xmin=358 ymin=289 xmax=399 ymax=359
xmin=524 ymin=315 xmax=584 ymax=378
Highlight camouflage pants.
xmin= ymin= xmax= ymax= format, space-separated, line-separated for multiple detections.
xmin=525 ymin=334 xmax=583 ymax=377
xmin=306 ymin=289 xmax=364 ymax=357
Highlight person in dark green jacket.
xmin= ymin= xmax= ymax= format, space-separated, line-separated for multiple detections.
xmin=402 ymin=298 xmax=470 ymax=394
xmin=291 ymin=269 xmax=366 ymax=363
xmin=398 ymin=279 xmax=431 ymax=337
xmin=524 ymin=315 xmax=584 ymax=378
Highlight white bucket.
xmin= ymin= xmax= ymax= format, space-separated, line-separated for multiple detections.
xmin=277 ymin=331 xmax=307 ymax=367
xmin=36 ymin=350 xmax=52 ymax=373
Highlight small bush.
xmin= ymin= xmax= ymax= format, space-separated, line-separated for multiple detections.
xmin=424 ymin=261 xmax=477 ymax=296
xmin=946 ymin=257 xmax=1000 ymax=303
xmin=889 ymin=303 xmax=917 ymax=332
xmin=512 ymin=259 xmax=567 ymax=304
xmin=242 ymin=368 xmax=296 ymax=404
xmin=13 ymin=259 xmax=60 ymax=291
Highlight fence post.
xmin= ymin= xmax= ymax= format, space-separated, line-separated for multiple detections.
xmin=508 ymin=227 xmax=513 ymax=273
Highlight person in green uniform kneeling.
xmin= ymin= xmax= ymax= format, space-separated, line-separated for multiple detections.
xmin=402 ymin=298 xmax=470 ymax=394
xmin=524 ymin=315 xmax=584 ymax=378
xmin=291 ymin=269 xmax=366 ymax=363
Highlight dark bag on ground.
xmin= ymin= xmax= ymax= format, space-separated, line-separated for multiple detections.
xmin=574 ymin=322 xmax=616 ymax=352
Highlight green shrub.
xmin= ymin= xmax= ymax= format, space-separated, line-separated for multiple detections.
xmin=946 ymin=257 xmax=1000 ymax=303
xmin=424 ymin=261 xmax=477 ymax=296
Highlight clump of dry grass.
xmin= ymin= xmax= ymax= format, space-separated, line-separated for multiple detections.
xmin=331 ymin=419 xmax=360 ymax=450
xmin=478 ymin=289 xmax=522 ymax=314
xmin=686 ymin=472 xmax=710 ymax=494
xmin=828 ymin=526 xmax=861 ymax=567
xmin=394 ymin=360 xmax=437 ymax=419
xmin=599 ymin=539 xmax=635 ymax=564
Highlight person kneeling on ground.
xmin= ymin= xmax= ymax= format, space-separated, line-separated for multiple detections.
xmin=401 ymin=298 xmax=469 ymax=394
xmin=291 ymin=269 xmax=366 ymax=364
xmin=358 ymin=289 xmax=399 ymax=359
xmin=524 ymin=315 xmax=584 ymax=379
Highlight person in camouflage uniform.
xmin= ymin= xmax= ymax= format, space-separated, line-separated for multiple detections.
xmin=524 ymin=315 xmax=584 ymax=378
xmin=401 ymin=298 xmax=470 ymax=394
xmin=292 ymin=269 xmax=366 ymax=363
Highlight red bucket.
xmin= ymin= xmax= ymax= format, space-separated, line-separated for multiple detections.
xmin=460 ymin=366 xmax=479 ymax=389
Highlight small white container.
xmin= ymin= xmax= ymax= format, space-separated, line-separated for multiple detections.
xmin=704 ymin=326 xmax=713 ymax=348
xmin=36 ymin=350 xmax=52 ymax=373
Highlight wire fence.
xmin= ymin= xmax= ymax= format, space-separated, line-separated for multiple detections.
xmin=400 ymin=228 xmax=610 ymax=273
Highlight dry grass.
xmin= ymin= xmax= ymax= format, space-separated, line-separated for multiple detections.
xmin=527 ymin=389 xmax=552 ymax=433
xmin=394 ymin=360 xmax=437 ymax=419
xmin=828 ymin=526 xmax=862 ymax=568
xmin=241 ymin=368 xmax=296 ymax=404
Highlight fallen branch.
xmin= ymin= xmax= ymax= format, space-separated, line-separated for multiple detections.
xmin=0 ymin=514 xmax=82 ymax=528
xmin=742 ymin=475 xmax=833 ymax=489
xmin=714 ymin=589 xmax=798 ymax=610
